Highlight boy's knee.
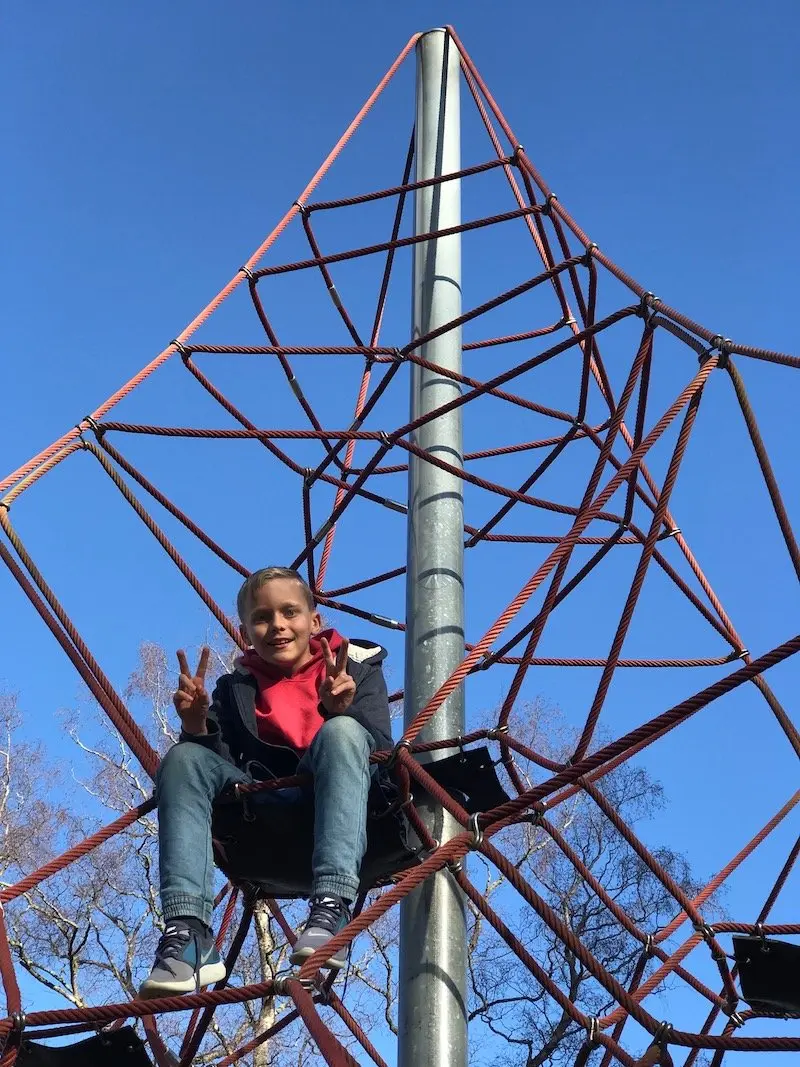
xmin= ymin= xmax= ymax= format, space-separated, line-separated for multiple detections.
xmin=156 ymin=740 xmax=212 ymax=788
xmin=315 ymin=715 xmax=373 ymax=754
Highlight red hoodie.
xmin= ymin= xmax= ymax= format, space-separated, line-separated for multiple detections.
xmin=238 ymin=629 xmax=344 ymax=754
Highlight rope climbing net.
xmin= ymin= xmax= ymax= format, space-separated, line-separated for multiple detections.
xmin=1 ymin=25 xmax=798 ymax=1067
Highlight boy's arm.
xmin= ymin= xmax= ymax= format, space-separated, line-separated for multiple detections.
xmin=345 ymin=659 xmax=393 ymax=749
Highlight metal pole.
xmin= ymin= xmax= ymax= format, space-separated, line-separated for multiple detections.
xmin=398 ymin=27 xmax=467 ymax=1067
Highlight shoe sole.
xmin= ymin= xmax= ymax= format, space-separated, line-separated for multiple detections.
xmin=290 ymin=946 xmax=346 ymax=969
xmin=138 ymin=961 xmax=227 ymax=999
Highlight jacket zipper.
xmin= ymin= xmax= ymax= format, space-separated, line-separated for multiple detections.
xmin=231 ymin=675 xmax=299 ymax=760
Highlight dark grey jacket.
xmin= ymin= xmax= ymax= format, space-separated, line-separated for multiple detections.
xmin=178 ymin=639 xmax=393 ymax=779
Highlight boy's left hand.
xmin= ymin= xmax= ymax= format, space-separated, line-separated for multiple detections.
xmin=318 ymin=637 xmax=356 ymax=715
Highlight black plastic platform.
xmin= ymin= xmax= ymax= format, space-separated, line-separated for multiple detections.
xmin=733 ymin=935 xmax=800 ymax=1014
xmin=211 ymin=745 xmax=511 ymax=898
xmin=17 ymin=1027 xmax=152 ymax=1066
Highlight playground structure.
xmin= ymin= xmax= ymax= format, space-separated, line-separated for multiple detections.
xmin=1 ymin=25 xmax=799 ymax=1067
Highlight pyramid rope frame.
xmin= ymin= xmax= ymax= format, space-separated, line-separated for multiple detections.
xmin=0 ymin=25 xmax=798 ymax=1067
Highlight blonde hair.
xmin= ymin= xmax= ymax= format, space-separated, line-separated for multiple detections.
xmin=237 ymin=567 xmax=314 ymax=620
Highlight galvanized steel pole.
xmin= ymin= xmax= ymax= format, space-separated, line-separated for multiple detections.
xmin=398 ymin=27 xmax=468 ymax=1067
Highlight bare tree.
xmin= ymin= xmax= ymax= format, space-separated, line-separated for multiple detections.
xmin=0 ymin=645 xmax=399 ymax=1065
xmin=465 ymin=702 xmax=712 ymax=1067
xmin=0 ymin=658 xmax=709 ymax=1066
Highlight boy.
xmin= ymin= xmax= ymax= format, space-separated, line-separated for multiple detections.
xmin=139 ymin=566 xmax=392 ymax=997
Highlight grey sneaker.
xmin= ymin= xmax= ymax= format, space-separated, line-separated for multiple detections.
xmin=139 ymin=921 xmax=226 ymax=998
xmin=290 ymin=895 xmax=351 ymax=969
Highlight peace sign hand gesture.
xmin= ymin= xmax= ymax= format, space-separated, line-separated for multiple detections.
xmin=173 ymin=647 xmax=211 ymax=736
xmin=318 ymin=637 xmax=356 ymax=716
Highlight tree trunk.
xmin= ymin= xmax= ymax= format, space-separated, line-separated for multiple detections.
xmin=253 ymin=901 xmax=278 ymax=1067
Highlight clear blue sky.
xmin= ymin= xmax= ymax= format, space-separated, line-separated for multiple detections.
xmin=1 ymin=2 xmax=798 ymax=1061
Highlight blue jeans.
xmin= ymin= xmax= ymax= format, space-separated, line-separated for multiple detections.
xmin=156 ymin=716 xmax=376 ymax=925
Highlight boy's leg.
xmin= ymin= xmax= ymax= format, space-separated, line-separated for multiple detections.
xmin=156 ymin=741 xmax=250 ymax=926
xmin=290 ymin=716 xmax=375 ymax=967
xmin=301 ymin=715 xmax=376 ymax=900
xmin=140 ymin=741 xmax=248 ymax=997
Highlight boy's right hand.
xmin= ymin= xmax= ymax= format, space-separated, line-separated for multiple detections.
xmin=174 ymin=648 xmax=210 ymax=735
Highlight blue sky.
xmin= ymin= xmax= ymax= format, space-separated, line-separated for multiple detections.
xmin=1 ymin=1 xmax=798 ymax=1061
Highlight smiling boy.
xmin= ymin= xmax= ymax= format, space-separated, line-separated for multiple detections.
xmin=139 ymin=567 xmax=392 ymax=998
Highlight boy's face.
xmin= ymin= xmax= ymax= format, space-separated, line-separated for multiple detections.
xmin=239 ymin=578 xmax=321 ymax=675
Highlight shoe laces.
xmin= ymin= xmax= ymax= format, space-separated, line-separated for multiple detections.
xmin=156 ymin=924 xmax=192 ymax=961
xmin=306 ymin=896 xmax=349 ymax=936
